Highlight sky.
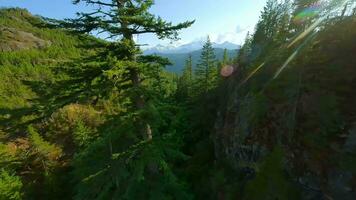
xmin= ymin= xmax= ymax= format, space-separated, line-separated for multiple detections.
xmin=0 ymin=0 xmax=267 ymax=47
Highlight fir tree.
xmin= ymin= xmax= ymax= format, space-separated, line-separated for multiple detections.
xmin=177 ymin=55 xmax=193 ymax=100
xmin=194 ymin=37 xmax=217 ymax=94
xmin=222 ymin=48 xmax=229 ymax=65
xmin=64 ymin=1 xmax=195 ymax=199
xmin=183 ymin=55 xmax=193 ymax=83
xmin=235 ymin=32 xmax=253 ymax=71
xmin=250 ymin=0 xmax=292 ymax=61
xmin=217 ymin=49 xmax=230 ymax=81
xmin=67 ymin=0 xmax=195 ymax=140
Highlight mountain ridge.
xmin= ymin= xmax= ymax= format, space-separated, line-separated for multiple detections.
xmin=155 ymin=48 xmax=238 ymax=73
xmin=143 ymin=41 xmax=240 ymax=54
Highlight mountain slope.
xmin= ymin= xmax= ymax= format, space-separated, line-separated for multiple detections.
xmin=0 ymin=8 xmax=102 ymax=134
xmin=0 ymin=8 xmax=107 ymax=199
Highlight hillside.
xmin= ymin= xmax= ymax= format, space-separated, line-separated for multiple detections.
xmin=1 ymin=1 xmax=356 ymax=200
xmin=0 ymin=8 xmax=107 ymax=199
xmin=0 ymin=8 xmax=103 ymax=134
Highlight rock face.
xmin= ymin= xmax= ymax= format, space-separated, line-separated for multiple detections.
xmin=214 ymin=17 xmax=356 ymax=199
xmin=0 ymin=27 xmax=51 ymax=51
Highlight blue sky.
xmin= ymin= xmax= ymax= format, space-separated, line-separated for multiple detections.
xmin=0 ymin=0 xmax=267 ymax=46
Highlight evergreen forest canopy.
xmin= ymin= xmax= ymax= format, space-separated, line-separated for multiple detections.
xmin=0 ymin=0 xmax=356 ymax=199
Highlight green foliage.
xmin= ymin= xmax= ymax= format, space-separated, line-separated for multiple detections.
xmin=72 ymin=102 xmax=192 ymax=200
xmin=176 ymin=55 xmax=193 ymax=100
xmin=57 ymin=0 xmax=196 ymax=199
xmin=194 ymin=37 xmax=218 ymax=94
xmin=45 ymin=104 xmax=103 ymax=151
xmin=244 ymin=147 xmax=300 ymax=200
xmin=0 ymin=8 xmax=101 ymax=137
xmin=73 ymin=120 xmax=96 ymax=148
xmin=235 ymin=32 xmax=253 ymax=68
xmin=1 ymin=1 xmax=356 ymax=199
xmin=0 ymin=170 xmax=23 ymax=200
xmin=28 ymin=126 xmax=63 ymax=171
xmin=69 ymin=0 xmax=194 ymax=40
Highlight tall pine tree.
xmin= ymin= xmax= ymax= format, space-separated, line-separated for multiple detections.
xmin=68 ymin=0 xmax=194 ymax=140
xmin=64 ymin=1 xmax=195 ymax=199
xmin=194 ymin=37 xmax=217 ymax=94
xmin=177 ymin=55 xmax=193 ymax=100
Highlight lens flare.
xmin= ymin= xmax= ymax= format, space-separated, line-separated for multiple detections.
xmin=293 ymin=2 xmax=322 ymax=24
xmin=220 ymin=65 xmax=235 ymax=77
xmin=239 ymin=62 xmax=265 ymax=87
xmin=273 ymin=49 xmax=299 ymax=79
xmin=276 ymin=32 xmax=317 ymax=79
xmin=288 ymin=17 xmax=324 ymax=48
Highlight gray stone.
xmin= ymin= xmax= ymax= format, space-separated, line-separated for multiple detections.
xmin=0 ymin=27 xmax=51 ymax=52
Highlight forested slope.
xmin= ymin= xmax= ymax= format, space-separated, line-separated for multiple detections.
xmin=0 ymin=8 xmax=106 ymax=199
xmin=0 ymin=8 xmax=103 ymax=133
xmin=1 ymin=0 xmax=356 ymax=200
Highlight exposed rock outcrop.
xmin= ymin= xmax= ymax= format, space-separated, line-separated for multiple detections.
xmin=0 ymin=27 xmax=51 ymax=51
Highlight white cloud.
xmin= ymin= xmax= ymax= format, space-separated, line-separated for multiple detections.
xmin=236 ymin=25 xmax=247 ymax=34
xmin=212 ymin=32 xmax=239 ymax=43
xmin=208 ymin=26 xmax=249 ymax=44
xmin=198 ymin=24 xmax=252 ymax=45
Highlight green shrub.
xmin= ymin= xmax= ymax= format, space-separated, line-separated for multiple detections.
xmin=28 ymin=126 xmax=63 ymax=171
xmin=45 ymin=104 xmax=103 ymax=149
xmin=0 ymin=169 xmax=23 ymax=200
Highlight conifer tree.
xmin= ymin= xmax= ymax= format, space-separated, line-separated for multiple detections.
xmin=235 ymin=32 xmax=253 ymax=70
xmin=177 ymin=55 xmax=193 ymax=100
xmin=250 ymin=0 xmax=292 ymax=61
xmin=217 ymin=49 xmax=229 ymax=81
xmin=68 ymin=0 xmax=194 ymax=140
xmin=63 ymin=1 xmax=195 ymax=199
xmin=219 ymin=48 xmax=229 ymax=69
xmin=183 ymin=55 xmax=193 ymax=83
xmin=222 ymin=48 xmax=229 ymax=65
xmin=194 ymin=37 xmax=217 ymax=94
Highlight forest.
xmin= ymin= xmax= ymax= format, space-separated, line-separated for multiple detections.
xmin=0 ymin=0 xmax=356 ymax=199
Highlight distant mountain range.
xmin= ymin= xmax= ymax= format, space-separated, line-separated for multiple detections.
xmin=143 ymin=41 xmax=240 ymax=73
xmin=143 ymin=41 xmax=240 ymax=54
xmin=152 ymin=48 xmax=239 ymax=74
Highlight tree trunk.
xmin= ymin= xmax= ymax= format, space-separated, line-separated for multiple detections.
xmin=118 ymin=11 xmax=152 ymax=140
xmin=130 ymin=68 xmax=152 ymax=140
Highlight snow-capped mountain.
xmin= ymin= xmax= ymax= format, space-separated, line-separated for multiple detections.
xmin=143 ymin=41 xmax=240 ymax=54
xmin=213 ymin=41 xmax=240 ymax=50
xmin=143 ymin=44 xmax=177 ymax=54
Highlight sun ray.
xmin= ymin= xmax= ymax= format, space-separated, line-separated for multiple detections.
xmin=238 ymin=62 xmax=265 ymax=87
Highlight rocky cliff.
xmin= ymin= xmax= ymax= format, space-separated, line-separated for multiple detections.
xmin=214 ymin=16 xmax=356 ymax=199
